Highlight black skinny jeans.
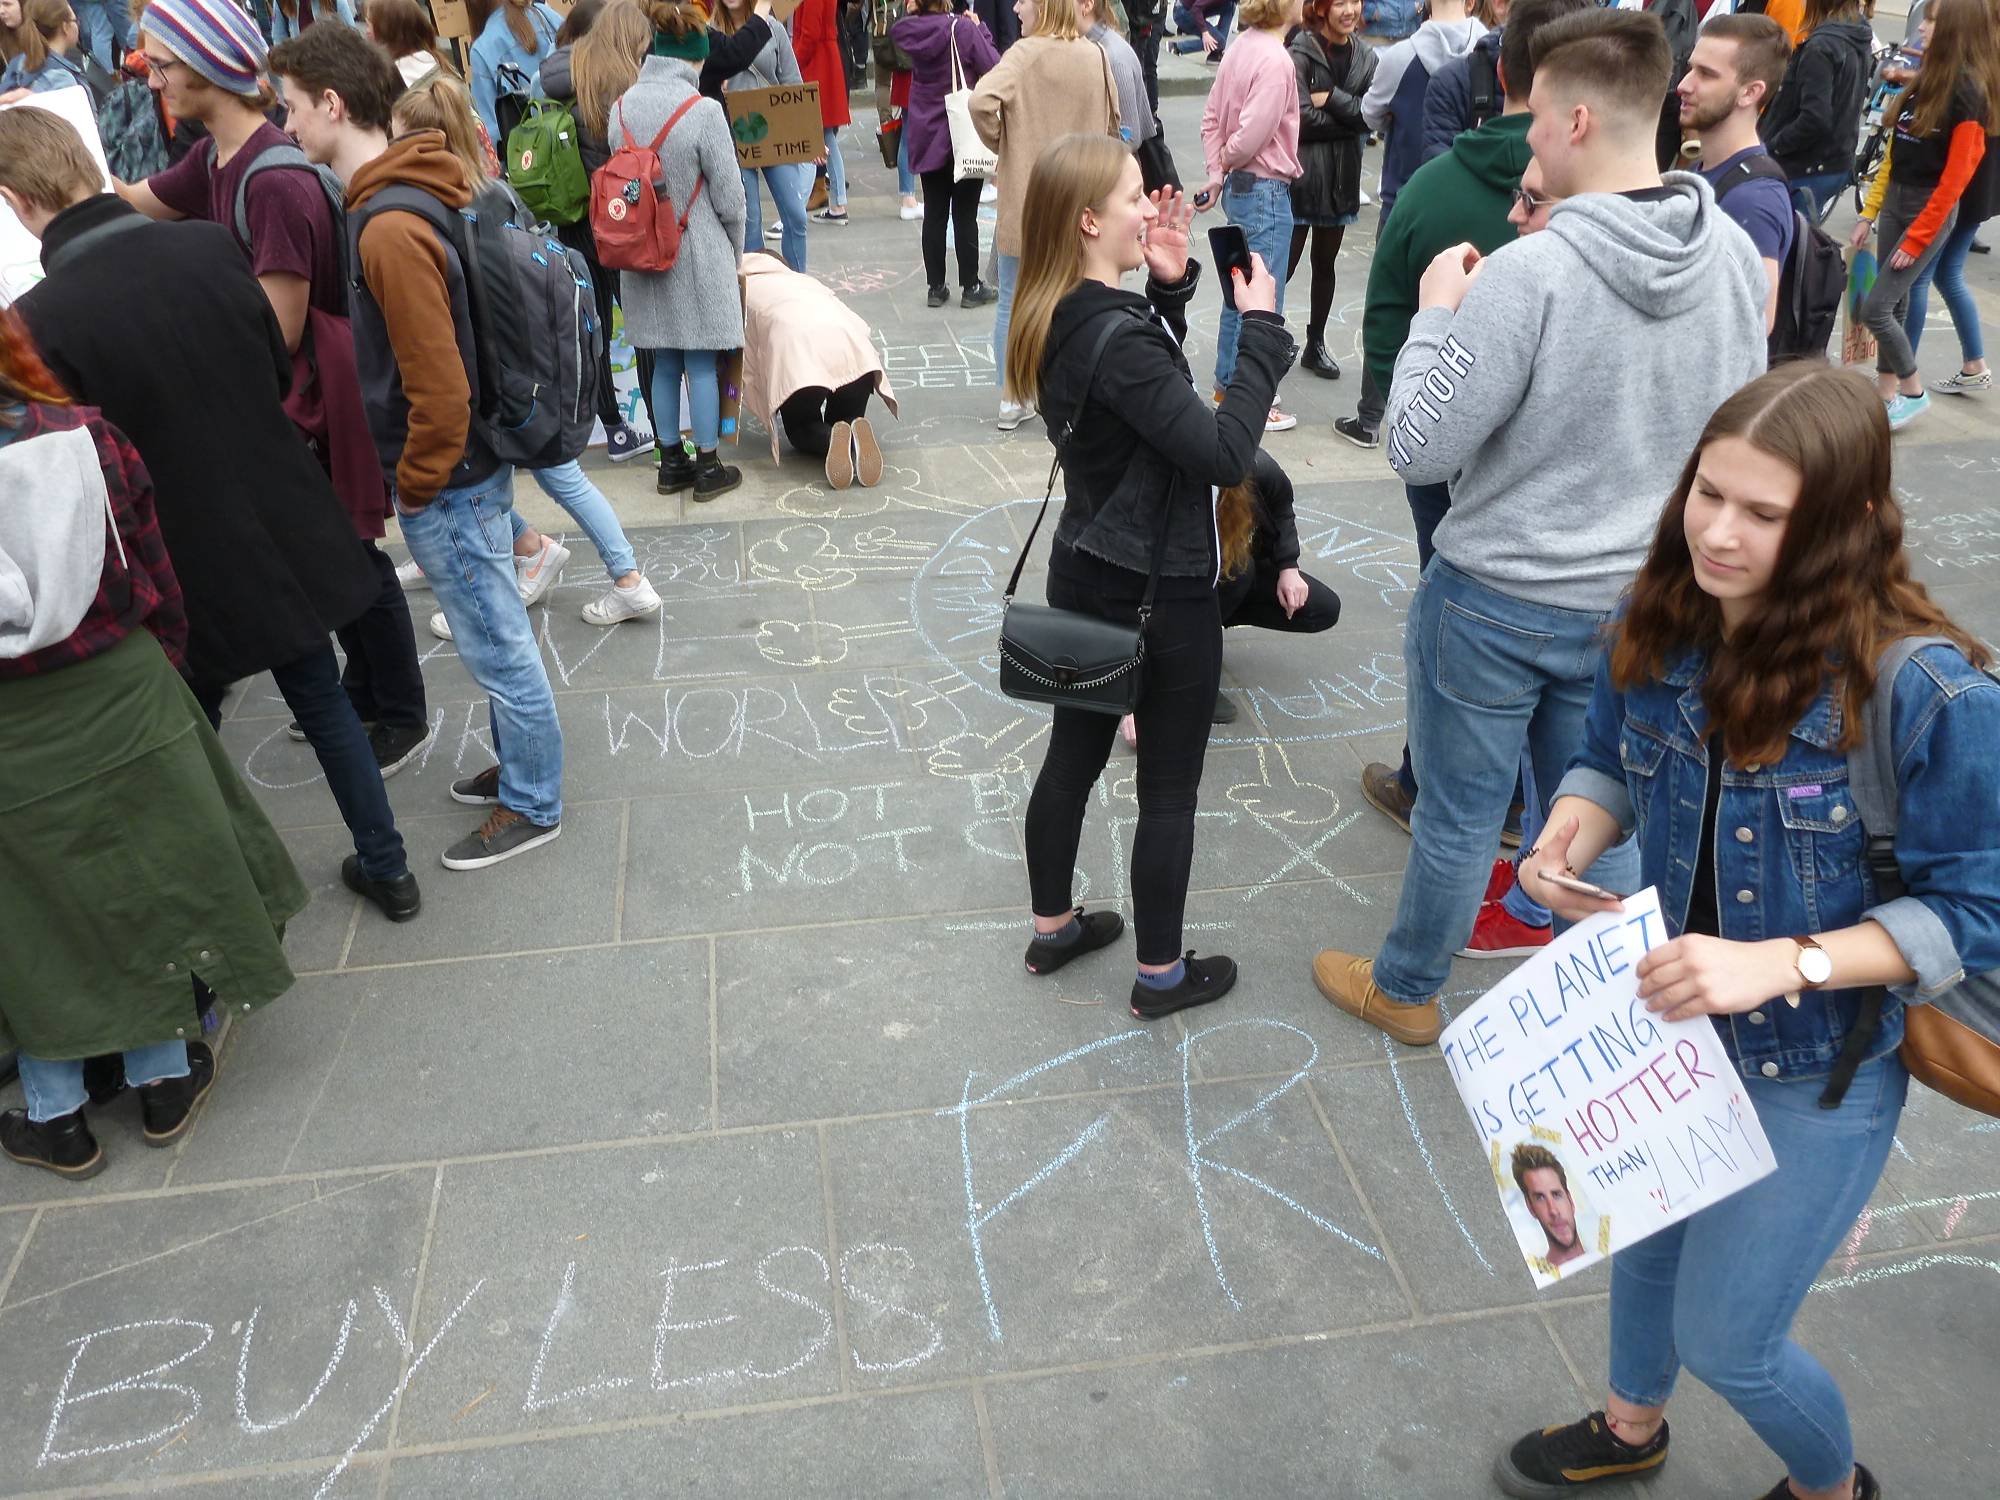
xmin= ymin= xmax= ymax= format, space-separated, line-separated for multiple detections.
xmin=336 ymin=543 xmax=428 ymax=732
xmin=1024 ymin=572 xmax=1223 ymax=965
xmin=921 ymin=165 xmax=983 ymax=292
xmin=778 ymin=375 xmax=875 ymax=458
xmin=1217 ymin=559 xmax=1341 ymax=633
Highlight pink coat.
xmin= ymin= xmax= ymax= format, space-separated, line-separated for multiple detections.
xmin=740 ymin=254 xmax=898 ymax=463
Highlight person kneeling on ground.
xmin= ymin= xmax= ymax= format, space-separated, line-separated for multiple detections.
xmin=739 ymin=249 xmax=901 ymax=490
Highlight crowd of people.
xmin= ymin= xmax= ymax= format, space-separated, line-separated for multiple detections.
xmin=3 ymin=0 xmax=1999 ymax=1495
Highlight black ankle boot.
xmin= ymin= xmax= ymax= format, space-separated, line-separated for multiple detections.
xmin=139 ymin=1041 xmax=215 ymax=1146
xmin=1301 ymin=339 xmax=1340 ymax=379
xmin=1 ymin=1106 xmax=106 ymax=1179
xmin=657 ymin=444 xmax=696 ymax=495
xmin=692 ymin=450 xmax=742 ymax=503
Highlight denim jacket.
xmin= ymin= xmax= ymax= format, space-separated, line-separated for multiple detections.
xmin=1557 ymin=642 xmax=2000 ymax=1084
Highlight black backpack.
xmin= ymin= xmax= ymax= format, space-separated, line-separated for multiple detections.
xmin=1466 ymin=45 xmax=1500 ymax=131
xmin=1715 ymin=153 xmax=1847 ymax=364
xmin=220 ymin=139 xmax=349 ymax=279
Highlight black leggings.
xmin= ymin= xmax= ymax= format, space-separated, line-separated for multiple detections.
xmin=1024 ymin=574 xmax=1223 ymax=965
xmin=921 ymin=164 xmax=983 ymax=291
xmin=1287 ymin=223 xmax=1345 ymax=344
xmin=778 ymin=375 xmax=875 ymax=458
xmin=1218 ymin=558 xmax=1341 ymax=632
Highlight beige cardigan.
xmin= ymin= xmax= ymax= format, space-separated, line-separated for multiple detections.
xmin=739 ymin=254 xmax=899 ymax=464
xmin=968 ymin=35 xmax=1121 ymax=259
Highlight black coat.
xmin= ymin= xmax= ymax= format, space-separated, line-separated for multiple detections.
xmin=19 ymin=197 xmax=376 ymax=686
xmin=1290 ymin=29 xmax=1376 ymax=225
xmin=1760 ymin=19 xmax=1874 ymax=178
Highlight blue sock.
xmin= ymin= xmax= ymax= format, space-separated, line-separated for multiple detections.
xmin=1033 ymin=916 xmax=1082 ymax=945
xmin=1135 ymin=960 xmax=1186 ymax=989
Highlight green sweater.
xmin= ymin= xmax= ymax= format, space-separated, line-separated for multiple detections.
xmin=1362 ymin=111 xmax=1533 ymax=399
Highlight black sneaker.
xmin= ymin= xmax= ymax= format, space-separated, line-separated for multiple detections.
xmin=658 ymin=445 xmax=697 ymax=495
xmin=371 ymin=721 xmax=434 ymax=778
xmin=961 ymin=281 xmax=998 ymax=308
xmin=1130 ymin=952 xmax=1237 ymax=1020
xmin=1300 ymin=340 xmax=1341 ymax=379
xmin=1754 ymin=1463 xmax=1877 ymax=1500
xmin=289 ymin=717 xmax=376 ymax=743
xmin=1211 ymin=691 xmax=1239 ymax=724
xmin=1334 ymin=415 xmax=1380 ymax=449
xmin=692 ymin=452 xmax=742 ymax=503
xmin=1 ymin=1107 xmax=105 ymax=1179
xmin=441 ymin=807 xmax=562 ymax=870
xmin=1024 ymin=906 xmax=1126 ymax=976
xmin=139 ymin=1041 xmax=216 ymax=1146
xmin=1495 ymin=1412 xmax=1668 ymax=1498
xmin=927 ymin=284 xmax=950 ymax=308
xmin=451 ymin=765 xmax=501 ymax=805
xmin=343 ymin=854 xmax=422 ymax=922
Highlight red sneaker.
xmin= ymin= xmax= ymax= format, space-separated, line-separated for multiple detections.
xmin=1457 ymin=901 xmax=1553 ymax=959
xmin=1483 ymin=857 xmax=1515 ymax=905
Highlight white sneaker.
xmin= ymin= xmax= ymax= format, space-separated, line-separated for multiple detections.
xmin=582 ymin=576 xmax=663 ymax=626
xmin=980 ymin=182 xmax=998 ymax=204
xmin=429 ymin=610 xmax=453 ymax=641
xmin=997 ymin=399 xmax=1034 ymax=432
xmin=516 ymin=537 xmax=572 ymax=606
xmin=1265 ymin=406 xmax=1299 ymax=433
xmin=768 ymin=218 xmax=784 ymax=235
xmin=899 ymin=198 xmax=921 ymax=221
xmin=395 ymin=558 xmax=429 ymax=590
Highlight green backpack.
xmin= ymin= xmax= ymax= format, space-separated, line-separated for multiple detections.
xmin=505 ymin=99 xmax=590 ymax=227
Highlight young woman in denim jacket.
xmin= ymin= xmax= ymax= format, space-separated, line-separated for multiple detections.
xmin=1494 ymin=362 xmax=2000 ymax=1500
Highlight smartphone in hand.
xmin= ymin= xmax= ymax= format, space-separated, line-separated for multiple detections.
xmin=1540 ymin=871 xmax=1620 ymax=903
xmin=1208 ymin=225 xmax=1251 ymax=311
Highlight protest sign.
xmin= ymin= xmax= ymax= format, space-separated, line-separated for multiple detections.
xmin=0 ymin=88 xmax=109 ymax=307
xmin=1440 ymin=887 xmax=1774 ymax=1288
xmin=431 ymin=0 xmax=473 ymax=39
xmin=727 ymin=83 xmax=823 ymax=172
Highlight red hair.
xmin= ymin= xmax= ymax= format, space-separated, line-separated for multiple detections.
xmin=0 ymin=308 xmax=69 ymax=424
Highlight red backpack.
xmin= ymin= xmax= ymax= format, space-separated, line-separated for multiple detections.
xmin=591 ymin=95 xmax=707 ymax=273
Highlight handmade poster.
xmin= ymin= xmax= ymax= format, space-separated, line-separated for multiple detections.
xmin=727 ymin=83 xmax=823 ymax=171
xmin=1440 ymin=887 xmax=1775 ymax=1289
xmin=431 ymin=0 xmax=473 ymax=39
xmin=0 ymin=88 xmax=110 ymax=307
xmin=1842 ymin=245 xmax=1879 ymax=368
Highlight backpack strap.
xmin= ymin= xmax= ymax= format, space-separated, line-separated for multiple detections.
xmin=1467 ymin=46 xmax=1499 ymax=121
xmin=231 ymin=141 xmax=350 ymax=288
xmin=351 ymin=184 xmax=499 ymax=419
xmin=642 ymin=95 xmax=709 ymax=228
xmin=1712 ymin=151 xmax=1790 ymax=201
xmin=43 ymin=213 xmax=149 ymax=277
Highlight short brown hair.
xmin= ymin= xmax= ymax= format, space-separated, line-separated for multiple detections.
xmin=1499 ymin=0 xmax=1595 ymax=102
xmin=1531 ymin=8 xmax=1673 ymax=129
xmin=0 ymin=106 xmax=104 ymax=215
xmin=269 ymin=17 xmax=404 ymax=132
xmin=1701 ymin=12 xmax=1793 ymax=103
xmin=1510 ymin=1143 xmax=1567 ymax=1194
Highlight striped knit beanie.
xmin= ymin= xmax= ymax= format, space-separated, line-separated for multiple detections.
xmin=143 ymin=0 xmax=270 ymax=97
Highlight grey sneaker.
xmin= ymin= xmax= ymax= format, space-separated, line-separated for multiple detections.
xmin=450 ymin=765 xmax=501 ymax=805
xmin=1929 ymin=368 xmax=1992 ymax=396
xmin=441 ymin=807 xmax=562 ymax=870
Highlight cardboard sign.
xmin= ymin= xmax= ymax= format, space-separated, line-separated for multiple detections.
xmin=727 ymin=82 xmax=823 ymax=171
xmin=1440 ymin=887 xmax=1775 ymax=1289
xmin=1842 ymin=245 xmax=1879 ymax=368
xmin=0 ymin=89 xmax=110 ymax=307
xmin=431 ymin=0 xmax=473 ymax=40
xmin=767 ymin=0 xmax=806 ymax=20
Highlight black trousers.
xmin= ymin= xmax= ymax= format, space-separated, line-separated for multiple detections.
xmin=920 ymin=165 xmax=983 ymax=292
xmin=778 ymin=375 xmax=875 ymax=458
xmin=336 ymin=543 xmax=428 ymax=732
xmin=1217 ymin=558 xmax=1341 ymax=632
xmin=1024 ymin=575 xmax=1223 ymax=965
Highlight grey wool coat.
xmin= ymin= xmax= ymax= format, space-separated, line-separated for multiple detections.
xmin=608 ymin=56 xmax=748 ymax=350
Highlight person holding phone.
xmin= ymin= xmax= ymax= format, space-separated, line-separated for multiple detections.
xmin=1007 ymin=131 xmax=1296 ymax=1018
xmin=1496 ymin=362 xmax=2000 ymax=1500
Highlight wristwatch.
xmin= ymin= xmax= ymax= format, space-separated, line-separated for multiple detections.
xmin=1783 ymin=936 xmax=1833 ymax=1008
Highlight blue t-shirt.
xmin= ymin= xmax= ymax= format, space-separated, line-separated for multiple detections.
xmin=1699 ymin=146 xmax=1796 ymax=269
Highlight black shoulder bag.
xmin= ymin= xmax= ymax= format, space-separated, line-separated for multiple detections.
xmin=997 ymin=312 xmax=1175 ymax=718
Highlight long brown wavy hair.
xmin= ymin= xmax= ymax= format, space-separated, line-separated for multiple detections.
xmin=1899 ymin=0 xmax=2000 ymax=138
xmin=1610 ymin=363 xmax=1987 ymax=764
xmin=571 ymin=0 xmax=651 ymax=136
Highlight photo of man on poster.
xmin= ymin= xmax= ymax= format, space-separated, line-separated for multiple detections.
xmin=1509 ymin=1142 xmax=1594 ymax=1276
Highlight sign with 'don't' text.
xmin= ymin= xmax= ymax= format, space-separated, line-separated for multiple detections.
xmin=727 ymin=83 xmax=823 ymax=171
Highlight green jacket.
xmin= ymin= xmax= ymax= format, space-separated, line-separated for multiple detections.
xmin=1362 ymin=111 xmax=1532 ymax=398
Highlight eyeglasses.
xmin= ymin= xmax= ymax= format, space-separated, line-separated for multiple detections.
xmin=141 ymin=54 xmax=186 ymax=81
xmin=1513 ymin=186 xmax=1557 ymax=217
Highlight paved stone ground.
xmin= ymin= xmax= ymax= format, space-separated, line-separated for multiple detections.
xmin=5 ymin=78 xmax=2000 ymax=1500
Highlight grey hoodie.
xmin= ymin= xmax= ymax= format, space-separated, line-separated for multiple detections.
xmin=0 ymin=424 xmax=116 ymax=661
xmin=1385 ymin=173 xmax=1767 ymax=613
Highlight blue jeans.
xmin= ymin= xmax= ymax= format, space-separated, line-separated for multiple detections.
xmin=20 ymin=1043 xmax=186 ymax=1122
xmin=1215 ymin=175 xmax=1291 ymax=392
xmin=897 ymin=128 xmax=917 ymax=199
xmin=1374 ymin=559 xmax=1638 ymax=1003
xmin=741 ymin=163 xmax=809 ymax=272
xmin=1788 ymin=171 xmax=1848 ymax=221
xmin=1171 ymin=0 xmax=1233 ymax=51
xmin=1610 ymin=1054 xmax=1908 ymax=1491
xmin=1903 ymin=212 xmax=1988 ymax=364
xmin=514 ymin=461 xmax=638 ymax=580
xmin=823 ymin=127 xmax=848 ymax=208
xmin=74 ymin=0 xmax=135 ymax=71
xmin=395 ymin=467 xmax=563 ymax=826
xmin=994 ymin=253 xmax=1021 ymax=400
xmin=649 ymin=349 xmax=722 ymax=450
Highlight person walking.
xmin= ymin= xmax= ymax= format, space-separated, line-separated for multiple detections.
xmin=1909 ymin=114 xmax=1997 ymax=395
xmin=0 ymin=313 xmax=309 ymax=1182
xmin=793 ymin=0 xmax=852 ymax=224
xmin=1196 ymin=0 xmax=1303 ymax=432
xmin=1848 ymin=0 xmax=1997 ymax=430
xmin=1286 ymin=0 xmax=1373 ymax=380
xmin=892 ymin=0 xmax=999 ymax=308
xmin=1496 ymin=362 xmax=2000 ymax=1500
xmin=969 ymin=0 xmax=1120 ymax=431
xmin=1758 ymin=0 xmax=1873 ymax=217
xmin=1009 ymin=132 xmax=1296 ymax=1018
xmin=612 ymin=0 xmax=750 ymax=500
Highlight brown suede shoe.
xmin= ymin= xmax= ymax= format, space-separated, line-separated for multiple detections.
xmin=1361 ymin=761 xmax=1415 ymax=836
xmin=1312 ymin=951 xmax=1442 ymax=1046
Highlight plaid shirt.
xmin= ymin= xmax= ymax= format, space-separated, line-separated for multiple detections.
xmin=0 ymin=403 xmax=188 ymax=681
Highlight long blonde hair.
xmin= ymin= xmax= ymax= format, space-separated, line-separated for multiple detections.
xmin=572 ymin=0 xmax=652 ymax=137
xmin=1030 ymin=0 xmax=1085 ymax=40
xmin=392 ymin=75 xmax=492 ymax=187
xmin=1005 ymin=132 xmax=1128 ymax=407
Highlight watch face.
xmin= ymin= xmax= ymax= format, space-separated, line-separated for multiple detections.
xmin=1800 ymin=945 xmax=1834 ymax=985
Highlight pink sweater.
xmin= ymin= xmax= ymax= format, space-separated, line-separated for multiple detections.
xmin=1198 ymin=26 xmax=1302 ymax=186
